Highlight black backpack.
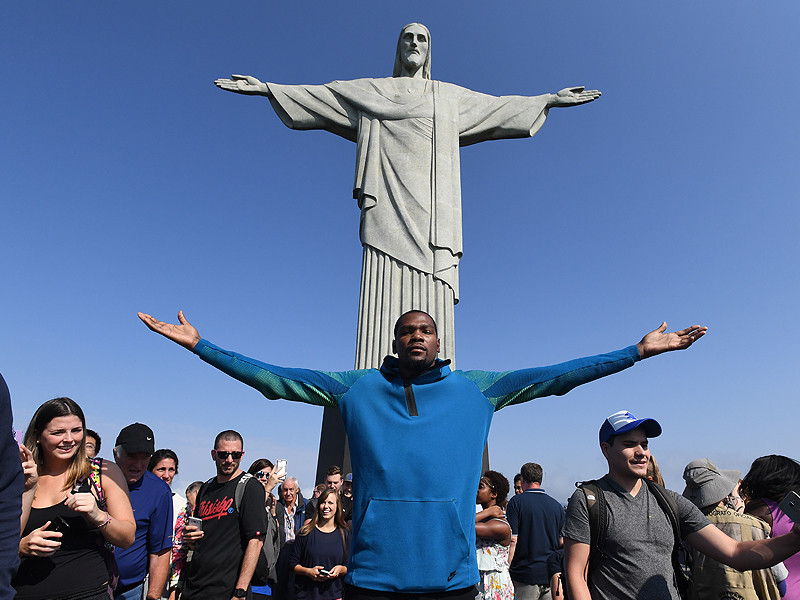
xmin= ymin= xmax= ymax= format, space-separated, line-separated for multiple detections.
xmin=578 ymin=478 xmax=691 ymax=599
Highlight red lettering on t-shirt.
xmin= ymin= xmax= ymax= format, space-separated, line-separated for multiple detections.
xmin=197 ymin=495 xmax=235 ymax=520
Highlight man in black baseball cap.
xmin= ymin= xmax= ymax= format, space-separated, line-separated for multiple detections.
xmin=113 ymin=423 xmax=173 ymax=600
xmin=116 ymin=423 xmax=155 ymax=456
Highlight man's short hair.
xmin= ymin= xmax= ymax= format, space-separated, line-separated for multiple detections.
xmin=520 ymin=462 xmax=543 ymax=485
xmin=513 ymin=473 xmax=522 ymax=484
xmin=214 ymin=429 xmax=243 ymax=449
xmin=393 ymin=310 xmax=438 ymax=337
xmin=186 ymin=480 xmax=204 ymax=497
xmin=86 ymin=429 xmax=101 ymax=453
xmin=326 ymin=465 xmax=342 ymax=477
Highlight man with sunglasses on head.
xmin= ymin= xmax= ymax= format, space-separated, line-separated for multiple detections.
xmin=182 ymin=430 xmax=267 ymax=600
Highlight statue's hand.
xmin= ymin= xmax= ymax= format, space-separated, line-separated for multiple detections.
xmin=214 ymin=74 xmax=270 ymax=96
xmin=549 ymin=86 xmax=601 ymax=108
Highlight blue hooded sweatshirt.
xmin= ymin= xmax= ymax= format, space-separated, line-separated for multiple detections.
xmin=193 ymin=340 xmax=640 ymax=592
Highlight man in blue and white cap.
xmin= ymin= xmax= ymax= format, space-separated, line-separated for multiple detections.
xmin=563 ymin=410 xmax=800 ymax=600
xmin=597 ymin=410 xmax=662 ymax=446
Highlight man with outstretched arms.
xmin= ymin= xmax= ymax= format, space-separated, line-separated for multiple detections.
xmin=139 ymin=309 xmax=705 ymax=600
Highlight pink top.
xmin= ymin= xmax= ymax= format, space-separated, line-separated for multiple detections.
xmin=766 ymin=498 xmax=800 ymax=599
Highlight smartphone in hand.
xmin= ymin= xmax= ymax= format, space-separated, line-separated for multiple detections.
xmin=275 ymin=459 xmax=287 ymax=481
xmin=47 ymin=516 xmax=71 ymax=534
xmin=779 ymin=490 xmax=800 ymax=524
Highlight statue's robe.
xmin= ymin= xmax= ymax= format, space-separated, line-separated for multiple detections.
xmin=267 ymin=77 xmax=550 ymax=367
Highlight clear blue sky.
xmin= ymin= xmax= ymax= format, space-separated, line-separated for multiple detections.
xmin=3 ymin=2 xmax=799 ymax=502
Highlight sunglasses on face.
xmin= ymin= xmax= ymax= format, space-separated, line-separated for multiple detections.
xmin=257 ymin=471 xmax=271 ymax=479
xmin=215 ymin=451 xmax=243 ymax=460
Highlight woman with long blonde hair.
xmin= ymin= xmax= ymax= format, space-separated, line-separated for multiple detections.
xmin=13 ymin=397 xmax=135 ymax=600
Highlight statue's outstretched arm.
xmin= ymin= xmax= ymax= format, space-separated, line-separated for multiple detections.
xmin=546 ymin=86 xmax=601 ymax=108
xmin=214 ymin=74 xmax=271 ymax=97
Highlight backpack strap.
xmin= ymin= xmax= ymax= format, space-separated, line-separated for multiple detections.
xmin=644 ymin=479 xmax=690 ymax=599
xmin=578 ymin=480 xmax=607 ymax=576
xmin=644 ymin=479 xmax=680 ymax=536
xmin=234 ymin=473 xmax=254 ymax=513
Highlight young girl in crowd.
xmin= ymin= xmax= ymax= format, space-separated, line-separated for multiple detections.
xmin=475 ymin=470 xmax=513 ymax=600
xmin=289 ymin=489 xmax=350 ymax=600
xmin=14 ymin=397 xmax=135 ymax=600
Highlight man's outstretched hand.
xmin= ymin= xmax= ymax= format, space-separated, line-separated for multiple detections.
xmin=636 ymin=322 xmax=707 ymax=359
xmin=137 ymin=311 xmax=201 ymax=351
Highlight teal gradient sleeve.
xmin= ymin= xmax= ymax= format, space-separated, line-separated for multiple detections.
xmin=462 ymin=345 xmax=641 ymax=410
xmin=193 ymin=339 xmax=370 ymax=409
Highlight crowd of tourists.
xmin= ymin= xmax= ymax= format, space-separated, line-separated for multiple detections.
xmin=5 ymin=389 xmax=800 ymax=600
xmin=5 ymin=391 xmax=358 ymax=600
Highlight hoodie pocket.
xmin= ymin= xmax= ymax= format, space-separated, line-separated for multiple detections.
xmin=349 ymin=498 xmax=472 ymax=592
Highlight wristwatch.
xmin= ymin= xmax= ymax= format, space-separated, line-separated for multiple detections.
xmin=234 ymin=588 xmax=247 ymax=598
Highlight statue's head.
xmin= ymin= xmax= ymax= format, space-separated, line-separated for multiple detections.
xmin=393 ymin=23 xmax=431 ymax=79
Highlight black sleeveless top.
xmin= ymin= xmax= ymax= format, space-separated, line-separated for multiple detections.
xmin=13 ymin=474 xmax=108 ymax=600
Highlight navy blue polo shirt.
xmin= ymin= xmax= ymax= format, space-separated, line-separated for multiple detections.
xmin=506 ymin=488 xmax=565 ymax=585
xmin=116 ymin=470 xmax=174 ymax=587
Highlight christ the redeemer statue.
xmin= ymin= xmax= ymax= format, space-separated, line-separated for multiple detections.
xmin=215 ymin=22 xmax=601 ymax=369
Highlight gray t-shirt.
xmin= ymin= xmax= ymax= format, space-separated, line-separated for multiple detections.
xmin=563 ymin=475 xmax=709 ymax=600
